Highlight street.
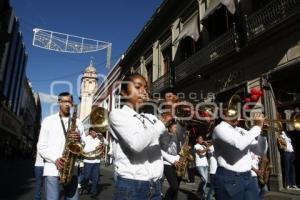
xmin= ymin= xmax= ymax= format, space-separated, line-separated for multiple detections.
xmin=0 ymin=159 xmax=199 ymax=200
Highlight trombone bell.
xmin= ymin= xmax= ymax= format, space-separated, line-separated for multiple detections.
xmin=90 ymin=107 xmax=109 ymax=133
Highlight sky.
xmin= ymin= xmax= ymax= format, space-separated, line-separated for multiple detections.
xmin=10 ymin=0 xmax=163 ymax=119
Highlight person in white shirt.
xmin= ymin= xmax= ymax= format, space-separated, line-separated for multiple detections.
xmin=194 ymin=135 xmax=209 ymax=199
xmin=280 ymin=131 xmax=299 ymax=190
xmin=159 ymin=119 xmax=185 ymax=200
xmin=37 ymin=92 xmax=84 ymax=200
xmin=109 ymin=73 xmax=171 ymax=200
xmin=213 ymin=110 xmax=267 ymax=200
xmin=34 ymin=148 xmax=44 ymax=200
xmin=207 ymin=144 xmax=217 ymax=200
xmin=80 ymin=127 xmax=108 ymax=198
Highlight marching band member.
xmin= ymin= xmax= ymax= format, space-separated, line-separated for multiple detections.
xmin=80 ymin=127 xmax=108 ymax=199
xmin=207 ymin=144 xmax=217 ymax=200
xmin=279 ymin=130 xmax=299 ymax=190
xmin=194 ymin=135 xmax=209 ymax=199
xmin=160 ymin=119 xmax=186 ymax=200
xmin=109 ymin=73 xmax=171 ymax=200
xmin=37 ymin=92 xmax=84 ymax=200
xmin=213 ymin=108 xmax=267 ymax=200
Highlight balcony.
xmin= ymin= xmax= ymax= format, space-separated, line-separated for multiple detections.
xmin=175 ymin=27 xmax=239 ymax=83
xmin=246 ymin=0 xmax=300 ymax=41
xmin=151 ymin=72 xmax=171 ymax=94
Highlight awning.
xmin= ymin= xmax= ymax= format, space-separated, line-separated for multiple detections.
xmin=201 ymin=0 xmax=236 ymax=21
xmin=175 ymin=14 xmax=200 ymax=43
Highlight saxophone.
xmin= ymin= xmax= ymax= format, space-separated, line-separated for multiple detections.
xmin=176 ymin=130 xmax=194 ymax=177
xmin=258 ymin=156 xmax=271 ymax=185
xmin=59 ymin=105 xmax=83 ymax=185
xmin=277 ymin=136 xmax=287 ymax=151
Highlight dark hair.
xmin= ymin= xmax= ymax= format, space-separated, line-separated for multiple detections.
xmin=58 ymin=92 xmax=73 ymax=101
xmin=163 ymin=88 xmax=177 ymax=96
xmin=167 ymin=119 xmax=177 ymax=131
xmin=89 ymin=127 xmax=95 ymax=132
xmin=121 ymin=73 xmax=146 ymax=93
xmin=197 ymin=135 xmax=203 ymax=140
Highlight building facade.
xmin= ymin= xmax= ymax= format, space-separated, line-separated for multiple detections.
xmin=20 ymin=79 xmax=41 ymax=157
xmin=0 ymin=0 xmax=41 ymax=160
xmin=117 ymin=0 xmax=300 ymax=197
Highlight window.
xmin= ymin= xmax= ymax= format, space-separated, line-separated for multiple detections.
xmin=146 ymin=62 xmax=153 ymax=92
xmin=162 ymin=45 xmax=172 ymax=74
xmin=202 ymin=6 xmax=234 ymax=42
xmin=181 ymin=37 xmax=196 ymax=61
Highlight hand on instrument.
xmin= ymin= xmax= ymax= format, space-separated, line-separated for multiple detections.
xmin=96 ymin=145 xmax=104 ymax=150
xmin=174 ymin=160 xmax=183 ymax=169
xmin=55 ymin=157 xmax=65 ymax=170
xmin=253 ymin=113 xmax=265 ymax=128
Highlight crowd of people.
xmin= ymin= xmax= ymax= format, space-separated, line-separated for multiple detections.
xmin=33 ymin=73 xmax=299 ymax=200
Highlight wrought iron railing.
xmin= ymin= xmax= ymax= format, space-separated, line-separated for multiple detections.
xmin=151 ymin=72 xmax=171 ymax=94
xmin=175 ymin=26 xmax=238 ymax=83
xmin=246 ymin=0 xmax=300 ymax=40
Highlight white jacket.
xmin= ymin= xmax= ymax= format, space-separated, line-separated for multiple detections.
xmin=37 ymin=113 xmax=84 ymax=176
xmin=109 ymin=105 xmax=166 ymax=181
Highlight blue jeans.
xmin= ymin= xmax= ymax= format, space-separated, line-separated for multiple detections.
xmin=214 ymin=167 xmax=259 ymax=200
xmin=45 ymin=176 xmax=79 ymax=200
xmin=196 ymin=166 xmax=208 ymax=195
xmin=207 ymin=174 xmax=215 ymax=200
xmin=82 ymin=162 xmax=100 ymax=196
xmin=113 ymin=176 xmax=162 ymax=200
xmin=34 ymin=166 xmax=44 ymax=200
xmin=283 ymin=152 xmax=296 ymax=186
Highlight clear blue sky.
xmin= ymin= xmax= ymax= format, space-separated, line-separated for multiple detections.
xmin=10 ymin=0 xmax=163 ymax=119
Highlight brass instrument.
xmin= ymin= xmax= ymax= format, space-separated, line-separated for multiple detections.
xmin=258 ymin=156 xmax=271 ymax=185
xmin=90 ymin=106 xmax=109 ymax=133
xmin=80 ymin=106 xmax=109 ymax=160
xmin=60 ymin=105 xmax=83 ymax=184
xmin=225 ymin=95 xmax=300 ymax=132
xmin=277 ymin=135 xmax=287 ymax=151
xmin=81 ymin=133 xmax=108 ymax=160
xmin=203 ymin=140 xmax=213 ymax=147
xmin=224 ymin=95 xmax=242 ymax=117
xmin=240 ymin=113 xmax=300 ymax=132
xmin=176 ymin=131 xmax=194 ymax=177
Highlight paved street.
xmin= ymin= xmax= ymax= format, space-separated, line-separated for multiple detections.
xmin=1 ymin=159 xmax=300 ymax=200
xmin=0 ymin=159 xmax=199 ymax=200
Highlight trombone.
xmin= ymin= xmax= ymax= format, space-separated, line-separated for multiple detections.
xmin=225 ymin=95 xmax=300 ymax=131
xmin=90 ymin=106 xmax=109 ymax=133
xmin=81 ymin=107 xmax=109 ymax=160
